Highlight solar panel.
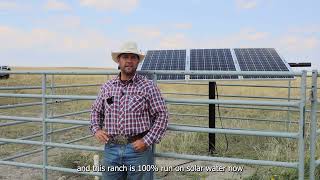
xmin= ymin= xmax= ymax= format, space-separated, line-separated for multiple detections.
xmin=234 ymin=48 xmax=293 ymax=79
xmin=189 ymin=49 xmax=238 ymax=79
xmin=140 ymin=50 xmax=186 ymax=80
xmin=139 ymin=48 xmax=293 ymax=81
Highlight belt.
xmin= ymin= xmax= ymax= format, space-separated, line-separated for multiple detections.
xmin=108 ymin=131 xmax=149 ymax=145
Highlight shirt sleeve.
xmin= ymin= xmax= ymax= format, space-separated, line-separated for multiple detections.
xmin=89 ymin=85 xmax=106 ymax=135
xmin=143 ymin=82 xmax=169 ymax=146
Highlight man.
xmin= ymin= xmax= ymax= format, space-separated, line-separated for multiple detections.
xmin=90 ymin=41 xmax=169 ymax=180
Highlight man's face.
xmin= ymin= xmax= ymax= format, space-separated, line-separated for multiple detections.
xmin=117 ymin=53 xmax=140 ymax=76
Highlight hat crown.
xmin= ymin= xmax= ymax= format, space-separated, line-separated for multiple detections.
xmin=111 ymin=41 xmax=145 ymax=63
xmin=120 ymin=41 xmax=139 ymax=52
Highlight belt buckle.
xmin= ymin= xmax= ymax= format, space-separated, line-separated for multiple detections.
xmin=114 ymin=135 xmax=128 ymax=145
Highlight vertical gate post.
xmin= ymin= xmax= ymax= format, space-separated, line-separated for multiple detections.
xmin=42 ymin=74 xmax=48 ymax=180
xmin=309 ymin=70 xmax=318 ymax=180
xmin=298 ymin=70 xmax=307 ymax=180
xmin=49 ymin=75 xmax=55 ymax=142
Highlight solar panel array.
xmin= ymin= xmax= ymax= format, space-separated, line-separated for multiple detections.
xmin=140 ymin=50 xmax=186 ymax=80
xmin=140 ymin=48 xmax=293 ymax=80
xmin=234 ymin=48 xmax=293 ymax=79
xmin=190 ymin=49 xmax=238 ymax=79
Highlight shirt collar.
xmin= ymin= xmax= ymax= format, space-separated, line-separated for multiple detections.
xmin=112 ymin=72 xmax=139 ymax=85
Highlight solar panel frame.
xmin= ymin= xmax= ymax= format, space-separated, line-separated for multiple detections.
xmin=140 ymin=49 xmax=186 ymax=80
xmin=138 ymin=48 xmax=294 ymax=81
xmin=233 ymin=48 xmax=294 ymax=79
xmin=189 ymin=48 xmax=239 ymax=80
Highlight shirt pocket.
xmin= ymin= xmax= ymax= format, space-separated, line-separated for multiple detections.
xmin=104 ymin=96 xmax=114 ymax=112
xmin=128 ymin=94 xmax=147 ymax=112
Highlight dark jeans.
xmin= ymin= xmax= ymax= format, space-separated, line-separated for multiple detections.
xmin=103 ymin=143 xmax=153 ymax=180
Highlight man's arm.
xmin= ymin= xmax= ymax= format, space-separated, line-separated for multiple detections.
xmin=90 ymin=86 xmax=105 ymax=135
xmin=90 ymin=85 xmax=110 ymax=143
xmin=142 ymin=82 xmax=169 ymax=147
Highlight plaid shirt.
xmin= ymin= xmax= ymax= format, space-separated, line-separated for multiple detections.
xmin=90 ymin=73 xmax=168 ymax=146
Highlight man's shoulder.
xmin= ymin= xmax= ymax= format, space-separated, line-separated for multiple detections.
xmin=136 ymin=74 xmax=155 ymax=87
xmin=101 ymin=77 xmax=117 ymax=89
xmin=135 ymin=74 xmax=162 ymax=96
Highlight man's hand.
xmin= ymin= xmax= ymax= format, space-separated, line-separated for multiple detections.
xmin=132 ymin=139 xmax=147 ymax=152
xmin=94 ymin=130 xmax=109 ymax=144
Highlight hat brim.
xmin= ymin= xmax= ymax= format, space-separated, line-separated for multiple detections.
xmin=111 ymin=51 xmax=145 ymax=63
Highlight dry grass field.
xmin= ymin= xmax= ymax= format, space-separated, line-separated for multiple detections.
xmin=1 ymin=67 xmax=320 ymax=179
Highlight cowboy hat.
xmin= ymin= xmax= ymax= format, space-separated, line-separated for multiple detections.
xmin=111 ymin=41 xmax=145 ymax=63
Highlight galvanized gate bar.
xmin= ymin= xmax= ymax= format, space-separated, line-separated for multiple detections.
xmin=156 ymin=152 xmax=298 ymax=168
xmin=45 ymin=118 xmax=89 ymax=125
xmin=170 ymin=103 xmax=301 ymax=111
xmin=1 ymin=117 xmax=297 ymax=139
xmin=166 ymin=98 xmax=299 ymax=107
xmin=170 ymin=112 xmax=298 ymax=122
xmin=2 ymin=135 xmax=92 ymax=161
xmin=0 ymin=99 xmax=76 ymax=110
xmin=0 ymin=93 xmax=300 ymax=106
xmin=0 ymin=93 xmax=43 ymax=98
xmin=0 ymin=161 xmax=102 ymax=176
xmin=0 ymin=115 xmax=42 ymax=122
xmin=163 ymin=92 xmax=300 ymax=100
xmin=168 ymin=124 xmax=298 ymax=138
xmin=0 ymin=137 xmax=102 ymax=151
xmin=0 ymin=121 xmax=30 ymax=127
xmin=0 ymin=70 xmax=300 ymax=76
xmin=50 ymin=110 xmax=90 ymax=119
xmin=0 ymin=84 xmax=101 ymax=90
xmin=0 ymin=125 xmax=85 ymax=146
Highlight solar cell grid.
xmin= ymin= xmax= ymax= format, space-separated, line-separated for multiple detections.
xmin=140 ymin=48 xmax=292 ymax=80
xmin=190 ymin=49 xmax=238 ymax=79
xmin=141 ymin=49 xmax=186 ymax=80
xmin=234 ymin=48 xmax=293 ymax=79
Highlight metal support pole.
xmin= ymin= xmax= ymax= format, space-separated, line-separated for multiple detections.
xmin=310 ymin=70 xmax=318 ymax=180
xmin=298 ymin=70 xmax=307 ymax=180
xmin=209 ymin=82 xmax=216 ymax=153
xmin=42 ymin=74 xmax=48 ymax=180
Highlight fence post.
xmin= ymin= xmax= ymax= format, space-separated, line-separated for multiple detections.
xmin=309 ymin=70 xmax=318 ymax=180
xmin=298 ymin=70 xmax=307 ymax=180
xmin=42 ymin=74 xmax=48 ymax=180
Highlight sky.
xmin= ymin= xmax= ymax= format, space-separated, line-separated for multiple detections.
xmin=0 ymin=0 xmax=319 ymax=70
